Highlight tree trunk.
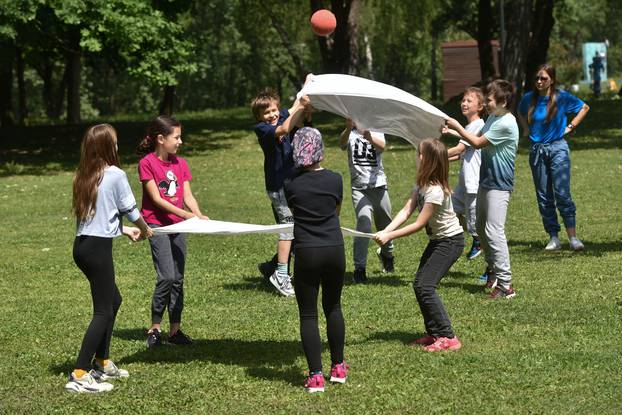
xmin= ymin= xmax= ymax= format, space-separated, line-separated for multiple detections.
xmin=363 ymin=33 xmax=374 ymax=79
xmin=524 ymin=0 xmax=555 ymax=91
xmin=477 ymin=0 xmax=497 ymax=81
xmin=39 ymin=57 xmax=56 ymax=120
xmin=501 ymin=0 xmax=531 ymax=96
xmin=16 ymin=47 xmax=27 ymax=125
xmin=55 ymin=66 xmax=68 ymax=120
xmin=431 ymin=33 xmax=438 ymax=101
xmin=0 ymin=40 xmax=14 ymax=127
xmin=66 ymin=27 xmax=81 ymax=124
xmin=159 ymin=85 xmax=176 ymax=115
xmin=311 ymin=0 xmax=360 ymax=74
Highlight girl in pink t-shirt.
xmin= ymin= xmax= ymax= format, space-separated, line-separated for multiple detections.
xmin=137 ymin=115 xmax=209 ymax=348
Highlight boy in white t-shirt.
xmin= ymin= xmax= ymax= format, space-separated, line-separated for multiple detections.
xmin=444 ymin=87 xmax=485 ymax=261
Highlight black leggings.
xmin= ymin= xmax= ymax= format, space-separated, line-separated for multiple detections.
xmin=294 ymin=246 xmax=346 ymax=373
xmin=73 ymin=236 xmax=122 ymax=370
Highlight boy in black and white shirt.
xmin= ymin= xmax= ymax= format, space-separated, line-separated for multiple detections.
xmin=339 ymin=119 xmax=395 ymax=283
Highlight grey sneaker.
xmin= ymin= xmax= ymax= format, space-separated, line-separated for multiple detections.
xmin=269 ymin=271 xmax=295 ymax=297
xmin=569 ymin=237 xmax=584 ymax=251
xmin=65 ymin=370 xmax=114 ymax=393
xmin=92 ymin=360 xmax=129 ymax=381
xmin=544 ymin=236 xmax=562 ymax=251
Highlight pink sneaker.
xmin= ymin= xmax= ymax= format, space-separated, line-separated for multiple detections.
xmin=304 ymin=373 xmax=325 ymax=393
xmin=408 ymin=334 xmax=436 ymax=347
xmin=424 ymin=336 xmax=462 ymax=352
xmin=329 ymin=362 xmax=349 ymax=384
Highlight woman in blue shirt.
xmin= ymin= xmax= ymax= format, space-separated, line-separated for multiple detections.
xmin=518 ymin=64 xmax=590 ymax=251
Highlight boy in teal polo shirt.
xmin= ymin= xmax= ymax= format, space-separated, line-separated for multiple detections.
xmin=445 ymin=79 xmax=519 ymax=299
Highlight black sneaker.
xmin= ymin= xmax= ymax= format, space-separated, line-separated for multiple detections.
xmin=353 ymin=268 xmax=368 ymax=284
xmin=168 ymin=329 xmax=193 ymax=345
xmin=258 ymin=261 xmax=277 ymax=280
xmin=376 ymin=248 xmax=395 ymax=273
xmin=146 ymin=329 xmax=162 ymax=348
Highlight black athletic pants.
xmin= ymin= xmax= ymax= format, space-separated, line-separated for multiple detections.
xmin=413 ymin=234 xmax=464 ymax=339
xmin=294 ymin=246 xmax=346 ymax=373
xmin=73 ymin=236 xmax=122 ymax=370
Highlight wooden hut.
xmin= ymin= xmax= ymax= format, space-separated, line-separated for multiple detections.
xmin=441 ymin=40 xmax=500 ymax=102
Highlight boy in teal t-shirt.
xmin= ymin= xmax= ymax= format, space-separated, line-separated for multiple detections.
xmin=445 ymin=79 xmax=518 ymax=299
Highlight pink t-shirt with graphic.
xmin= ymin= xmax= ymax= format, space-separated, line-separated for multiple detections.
xmin=138 ymin=153 xmax=192 ymax=226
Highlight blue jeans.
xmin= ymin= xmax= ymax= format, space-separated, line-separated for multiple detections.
xmin=529 ymin=139 xmax=576 ymax=236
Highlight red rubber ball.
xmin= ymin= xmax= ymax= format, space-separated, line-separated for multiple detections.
xmin=310 ymin=9 xmax=336 ymax=36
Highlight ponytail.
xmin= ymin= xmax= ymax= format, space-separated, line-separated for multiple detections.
xmin=137 ymin=115 xmax=182 ymax=156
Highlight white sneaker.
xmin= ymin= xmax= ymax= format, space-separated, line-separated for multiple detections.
xmin=569 ymin=237 xmax=585 ymax=251
xmin=269 ymin=271 xmax=295 ymax=297
xmin=93 ymin=360 xmax=129 ymax=380
xmin=544 ymin=236 xmax=562 ymax=251
xmin=65 ymin=370 xmax=114 ymax=393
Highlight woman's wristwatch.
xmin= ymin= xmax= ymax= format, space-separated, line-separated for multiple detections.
xmin=567 ymin=123 xmax=575 ymax=131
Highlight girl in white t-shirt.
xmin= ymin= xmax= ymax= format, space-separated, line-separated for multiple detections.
xmin=445 ymin=87 xmax=485 ymax=261
xmin=374 ymin=139 xmax=464 ymax=352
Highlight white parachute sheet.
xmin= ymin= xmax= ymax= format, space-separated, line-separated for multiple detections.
xmin=298 ymin=74 xmax=448 ymax=147
xmin=152 ymin=217 xmax=374 ymax=238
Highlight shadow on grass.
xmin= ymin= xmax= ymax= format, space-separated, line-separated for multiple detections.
xmin=114 ymin=328 xmax=149 ymax=341
xmin=509 ymin=239 xmax=622 ymax=257
xmin=118 ymin=338 xmax=303 ymax=386
xmin=366 ymin=330 xmax=427 ymax=345
xmin=442 ymin=280 xmax=486 ymax=294
xmin=344 ymin=271 xmax=410 ymax=287
xmin=50 ymin=359 xmax=75 ymax=376
xmin=446 ymin=271 xmax=475 ymax=280
xmin=221 ymin=275 xmax=286 ymax=295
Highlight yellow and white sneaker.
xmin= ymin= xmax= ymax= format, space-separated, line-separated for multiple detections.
xmin=65 ymin=370 xmax=114 ymax=393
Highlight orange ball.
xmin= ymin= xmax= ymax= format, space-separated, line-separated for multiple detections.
xmin=310 ymin=9 xmax=336 ymax=36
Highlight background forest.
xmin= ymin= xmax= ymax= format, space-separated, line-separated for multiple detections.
xmin=1 ymin=0 xmax=621 ymax=125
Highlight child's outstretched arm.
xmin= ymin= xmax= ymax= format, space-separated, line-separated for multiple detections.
xmin=446 ymin=118 xmax=489 ymax=149
xmin=447 ymin=142 xmax=467 ymax=161
xmin=441 ymin=126 xmax=462 ymax=139
xmin=339 ymin=118 xmax=354 ymax=150
xmin=183 ymin=182 xmax=209 ymax=220
xmin=276 ymin=95 xmax=310 ymax=139
xmin=375 ymin=197 xmax=436 ymax=245
xmin=124 ymin=216 xmax=154 ymax=241
xmin=363 ymin=130 xmax=386 ymax=151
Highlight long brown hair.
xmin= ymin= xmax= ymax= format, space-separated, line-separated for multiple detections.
xmin=72 ymin=124 xmax=120 ymax=221
xmin=528 ymin=64 xmax=558 ymax=124
xmin=136 ymin=115 xmax=182 ymax=156
xmin=416 ymin=138 xmax=451 ymax=194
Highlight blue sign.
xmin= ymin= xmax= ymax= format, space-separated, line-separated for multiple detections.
xmin=582 ymin=42 xmax=607 ymax=82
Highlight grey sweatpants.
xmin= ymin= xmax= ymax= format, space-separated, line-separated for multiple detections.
xmin=351 ymin=187 xmax=394 ymax=269
xmin=452 ymin=191 xmax=478 ymax=237
xmin=148 ymin=225 xmax=187 ymax=325
xmin=476 ymin=189 xmax=512 ymax=288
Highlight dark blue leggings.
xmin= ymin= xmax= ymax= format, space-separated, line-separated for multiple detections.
xmin=73 ymin=236 xmax=121 ymax=370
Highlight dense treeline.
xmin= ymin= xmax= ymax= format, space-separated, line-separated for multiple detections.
xmin=0 ymin=0 xmax=620 ymax=126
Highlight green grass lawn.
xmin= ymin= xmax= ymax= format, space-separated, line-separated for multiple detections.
xmin=0 ymin=99 xmax=621 ymax=414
